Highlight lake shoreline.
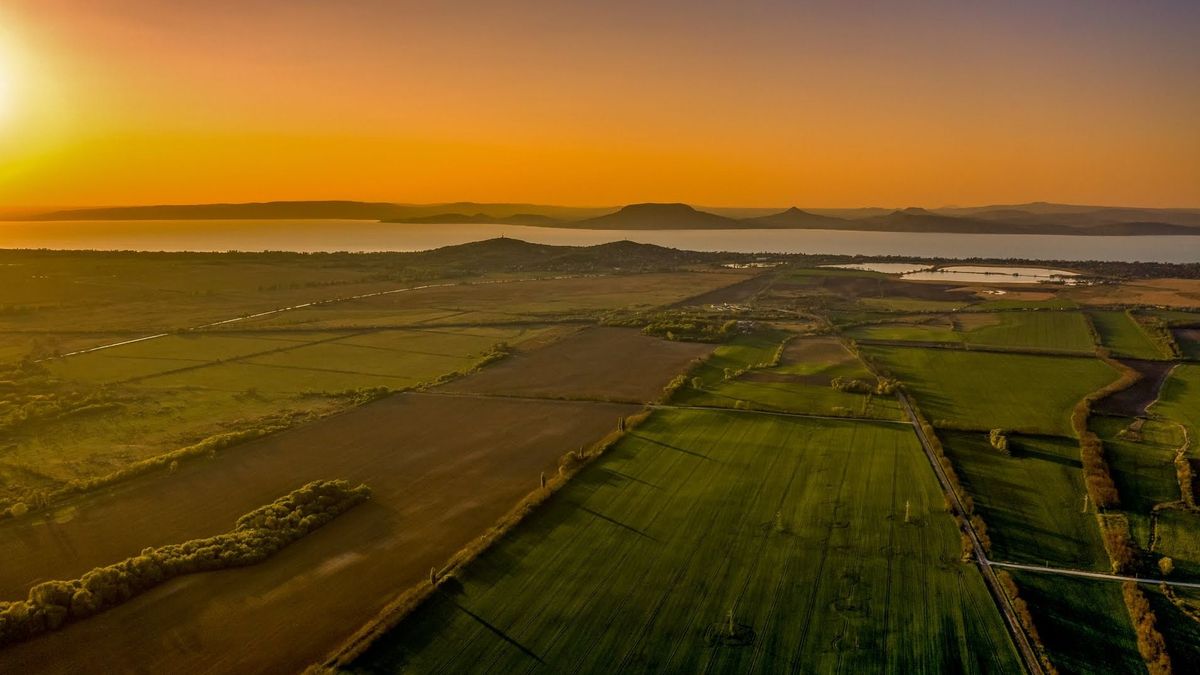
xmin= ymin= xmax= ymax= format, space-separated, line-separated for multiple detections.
xmin=1 ymin=220 xmax=1198 ymax=263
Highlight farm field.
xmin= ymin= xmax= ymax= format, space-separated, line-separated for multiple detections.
xmin=0 ymin=392 xmax=641 ymax=674
xmin=672 ymin=333 xmax=906 ymax=420
xmin=442 ymin=326 xmax=712 ymax=403
xmin=4 ymin=241 xmax=1199 ymax=675
xmin=1148 ymin=588 xmax=1200 ymax=667
xmin=1151 ymin=363 xmax=1200 ymax=439
xmin=1155 ymin=509 xmax=1200 ymax=578
xmin=1090 ymin=415 xmax=1181 ymax=515
xmin=1009 ymin=573 xmax=1145 ymax=675
xmin=350 ymin=409 xmax=1021 ymax=673
xmin=1089 ymin=310 xmax=1166 ymax=360
xmin=861 ymin=345 xmax=1119 ymax=435
xmin=241 ymin=271 xmax=746 ymax=331
xmin=849 ymin=310 xmax=1095 ymax=353
xmin=1175 ymin=328 xmax=1200 ymax=359
xmin=939 ymin=431 xmax=1107 ymax=569
xmin=0 ymin=324 xmax=556 ymax=507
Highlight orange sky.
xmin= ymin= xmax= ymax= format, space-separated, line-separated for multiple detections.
xmin=1 ymin=1 xmax=1198 ymax=209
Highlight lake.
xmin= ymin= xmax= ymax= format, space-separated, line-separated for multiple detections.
xmin=1 ymin=220 xmax=1198 ymax=263
xmin=902 ymin=265 xmax=1079 ymax=284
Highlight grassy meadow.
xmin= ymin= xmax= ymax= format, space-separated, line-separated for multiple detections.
xmin=352 ymin=409 xmax=1020 ymax=673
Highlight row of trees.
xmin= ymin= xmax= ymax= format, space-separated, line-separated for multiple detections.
xmin=1122 ymin=582 xmax=1173 ymax=675
xmin=996 ymin=572 xmax=1058 ymax=675
xmin=0 ymin=479 xmax=370 ymax=646
xmin=1071 ymin=346 xmax=1141 ymax=510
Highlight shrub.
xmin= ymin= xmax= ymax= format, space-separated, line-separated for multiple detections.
xmin=988 ymin=429 xmax=1010 ymax=455
xmin=1158 ymin=556 xmax=1174 ymax=577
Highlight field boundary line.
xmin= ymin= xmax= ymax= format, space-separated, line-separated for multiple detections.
xmin=853 ymin=337 xmax=1098 ymax=360
xmin=410 ymin=389 xmax=911 ymax=425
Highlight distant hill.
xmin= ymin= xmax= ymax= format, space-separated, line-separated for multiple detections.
xmin=742 ymin=207 xmax=852 ymax=229
xmin=569 ymin=203 xmax=740 ymax=229
xmin=25 ymin=201 xmax=607 ymax=222
xmin=27 ymin=201 xmax=408 ymax=221
xmin=386 ymin=212 xmax=560 ymax=226
xmin=411 ymin=237 xmax=719 ymax=273
xmin=17 ymin=200 xmax=1200 ymax=236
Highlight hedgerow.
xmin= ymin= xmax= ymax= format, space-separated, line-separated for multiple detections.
xmin=0 ymin=479 xmax=370 ymax=646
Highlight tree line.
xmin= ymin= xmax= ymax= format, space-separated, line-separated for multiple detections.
xmin=0 ymin=479 xmax=370 ymax=646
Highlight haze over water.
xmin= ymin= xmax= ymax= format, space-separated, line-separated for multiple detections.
xmin=1 ymin=220 xmax=1196 ymax=262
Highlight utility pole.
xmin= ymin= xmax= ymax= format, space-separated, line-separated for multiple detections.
xmin=904 ymin=500 xmax=911 ymax=523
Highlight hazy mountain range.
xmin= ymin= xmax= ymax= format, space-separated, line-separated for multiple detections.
xmin=16 ymin=201 xmax=1200 ymax=236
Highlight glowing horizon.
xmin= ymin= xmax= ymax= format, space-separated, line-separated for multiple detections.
xmin=1 ymin=1 xmax=1198 ymax=210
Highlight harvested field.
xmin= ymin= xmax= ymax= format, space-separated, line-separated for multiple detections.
xmin=442 ymin=327 xmax=713 ymax=402
xmin=1073 ymin=278 xmax=1200 ymax=308
xmin=1093 ymin=359 xmax=1177 ymax=417
xmin=0 ymin=393 xmax=640 ymax=674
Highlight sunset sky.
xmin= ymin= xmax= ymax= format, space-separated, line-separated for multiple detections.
xmin=1 ymin=0 xmax=1197 ymax=209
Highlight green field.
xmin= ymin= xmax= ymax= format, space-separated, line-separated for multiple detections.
xmin=1010 ymin=573 xmax=1145 ymax=675
xmin=1148 ymin=587 xmax=1200 ymax=667
xmin=352 ymin=410 xmax=1021 ymax=673
xmin=862 ymin=346 xmax=1119 ymax=435
xmin=672 ymin=332 xmax=905 ymax=420
xmin=1090 ymin=310 xmax=1165 ymax=360
xmin=850 ymin=311 xmax=1095 ymax=353
xmin=1155 ymin=509 xmax=1200 ymax=578
xmin=1151 ymin=364 xmax=1200 ymax=439
xmin=1091 ymin=416 xmax=1181 ymax=515
xmin=940 ymin=431 xmax=1107 ymax=569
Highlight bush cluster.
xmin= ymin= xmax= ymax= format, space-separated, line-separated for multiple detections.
xmin=988 ymin=429 xmax=1011 ymax=455
xmin=0 ymin=479 xmax=370 ymax=646
xmin=830 ymin=377 xmax=873 ymax=394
